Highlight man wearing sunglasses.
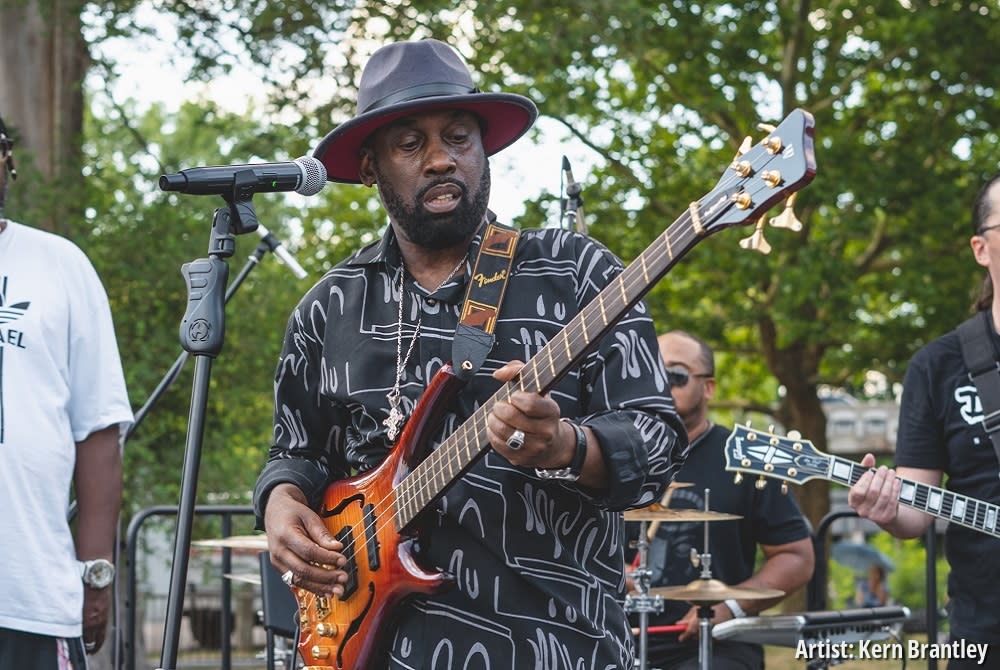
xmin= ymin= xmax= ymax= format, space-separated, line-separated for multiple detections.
xmin=628 ymin=330 xmax=814 ymax=670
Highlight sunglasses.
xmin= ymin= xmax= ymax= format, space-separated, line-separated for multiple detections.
xmin=665 ymin=366 xmax=713 ymax=388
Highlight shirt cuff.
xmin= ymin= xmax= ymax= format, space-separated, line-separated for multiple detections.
xmin=252 ymin=457 xmax=329 ymax=528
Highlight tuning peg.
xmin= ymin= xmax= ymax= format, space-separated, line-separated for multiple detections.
xmin=739 ymin=219 xmax=772 ymax=255
xmin=767 ymin=424 xmax=776 ymax=433
xmin=733 ymin=472 xmax=744 ymax=485
xmin=769 ymin=193 xmax=804 ymax=232
xmin=756 ymin=122 xmax=777 ymax=134
xmin=787 ymin=429 xmax=802 ymax=440
xmin=735 ymin=136 xmax=753 ymax=158
xmin=781 ymin=482 xmax=789 ymax=495
xmin=744 ymin=420 xmax=753 ymax=428
xmin=755 ymin=476 xmax=767 ymax=490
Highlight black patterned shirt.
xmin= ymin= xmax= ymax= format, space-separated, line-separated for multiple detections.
xmin=254 ymin=222 xmax=688 ymax=669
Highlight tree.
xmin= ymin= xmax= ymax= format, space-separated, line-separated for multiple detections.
xmin=5 ymin=0 xmax=1000 ymax=610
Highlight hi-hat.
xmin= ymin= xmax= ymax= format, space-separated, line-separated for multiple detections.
xmin=192 ymin=534 xmax=268 ymax=551
xmin=651 ymin=578 xmax=784 ymax=605
xmin=623 ymin=504 xmax=742 ymax=522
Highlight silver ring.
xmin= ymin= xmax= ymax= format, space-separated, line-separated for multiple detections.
xmin=506 ymin=429 xmax=526 ymax=450
xmin=281 ymin=569 xmax=295 ymax=586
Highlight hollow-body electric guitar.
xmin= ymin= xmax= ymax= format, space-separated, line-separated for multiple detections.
xmin=724 ymin=423 xmax=1000 ymax=539
xmin=294 ymin=110 xmax=818 ymax=670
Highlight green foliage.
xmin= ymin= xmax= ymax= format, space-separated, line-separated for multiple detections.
xmin=77 ymin=100 xmax=379 ymax=519
xmin=38 ymin=0 xmax=1000 ymax=532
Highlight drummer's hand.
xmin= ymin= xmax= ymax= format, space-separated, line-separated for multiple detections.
xmin=264 ymin=483 xmax=350 ymax=597
xmin=675 ymin=604 xmax=734 ymax=642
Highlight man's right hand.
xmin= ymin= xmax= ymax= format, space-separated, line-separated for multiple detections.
xmin=264 ymin=483 xmax=350 ymax=596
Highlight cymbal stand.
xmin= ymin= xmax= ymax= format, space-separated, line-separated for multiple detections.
xmin=689 ymin=488 xmax=716 ymax=670
xmin=624 ymin=519 xmax=663 ymax=670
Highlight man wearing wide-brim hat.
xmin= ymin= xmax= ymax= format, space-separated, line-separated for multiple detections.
xmin=254 ymin=38 xmax=687 ymax=669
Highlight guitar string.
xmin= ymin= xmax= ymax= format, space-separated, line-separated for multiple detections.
xmin=323 ymin=210 xmax=710 ymax=577
xmin=314 ymin=147 xmax=789 ymax=597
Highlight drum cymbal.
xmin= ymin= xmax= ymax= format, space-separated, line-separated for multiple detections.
xmin=192 ymin=534 xmax=268 ymax=551
xmin=223 ymin=572 xmax=262 ymax=585
xmin=651 ymin=578 xmax=784 ymax=605
xmin=623 ymin=504 xmax=742 ymax=522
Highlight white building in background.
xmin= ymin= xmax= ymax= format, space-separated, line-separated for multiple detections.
xmin=822 ymin=392 xmax=899 ymax=456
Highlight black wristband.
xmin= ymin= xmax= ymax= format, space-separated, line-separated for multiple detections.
xmin=535 ymin=419 xmax=588 ymax=481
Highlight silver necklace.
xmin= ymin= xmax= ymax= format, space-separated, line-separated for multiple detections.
xmin=383 ymin=257 xmax=466 ymax=441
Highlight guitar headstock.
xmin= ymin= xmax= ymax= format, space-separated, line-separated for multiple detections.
xmin=696 ymin=108 xmax=817 ymax=244
xmin=724 ymin=422 xmax=829 ymax=489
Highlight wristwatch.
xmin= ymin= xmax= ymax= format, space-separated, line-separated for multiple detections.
xmin=81 ymin=558 xmax=116 ymax=589
xmin=535 ymin=419 xmax=588 ymax=482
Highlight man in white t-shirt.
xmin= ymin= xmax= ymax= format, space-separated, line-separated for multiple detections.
xmin=0 ymin=115 xmax=133 ymax=669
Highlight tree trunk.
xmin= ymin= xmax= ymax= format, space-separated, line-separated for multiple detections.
xmin=759 ymin=315 xmax=831 ymax=612
xmin=0 ymin=0 xmax=89 ymax=234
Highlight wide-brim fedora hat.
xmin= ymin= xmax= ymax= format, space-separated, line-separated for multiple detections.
xmin=313 ymin=39 xmax=538 ymax=184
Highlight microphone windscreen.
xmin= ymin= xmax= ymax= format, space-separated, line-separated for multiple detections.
xmin=294 ymin=156 xmax=328 ymax=196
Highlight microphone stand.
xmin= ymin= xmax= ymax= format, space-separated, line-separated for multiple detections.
xmin=67 ymin=211 xmax=302 ymax=670
xmin=157 ymin=177 xmax=262 ymax=670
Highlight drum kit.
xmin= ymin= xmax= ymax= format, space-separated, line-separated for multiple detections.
xmin=624 ymin=485 xmax=784 ymax=670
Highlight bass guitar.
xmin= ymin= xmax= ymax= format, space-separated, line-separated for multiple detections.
xmin=295 ymin=109 xmax=818 ymax=669
xmin=724 ymin=423 xmax=1000 ymax=539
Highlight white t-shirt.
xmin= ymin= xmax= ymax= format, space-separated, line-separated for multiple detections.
xmin=0 ymin=220 xmax=133 ymax=637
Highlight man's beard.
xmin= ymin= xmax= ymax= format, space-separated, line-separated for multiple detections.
xmin=374 ymin=162 xmax=491 ymax=250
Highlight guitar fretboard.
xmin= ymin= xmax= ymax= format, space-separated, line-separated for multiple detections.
xmin=828 ymin=455 xmax=1000 ymax=538
xmin=393 ymin=211 xmax=710 ymax=529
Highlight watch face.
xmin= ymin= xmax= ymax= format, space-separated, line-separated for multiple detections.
xmin=83 ymin=559 xmax=115 ymax=588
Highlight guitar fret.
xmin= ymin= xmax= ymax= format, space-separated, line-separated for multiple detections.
xmin=974 ymin=501 xmax=987 ymax=530
xmin=663 ymin=230 xmax=673 ymax=259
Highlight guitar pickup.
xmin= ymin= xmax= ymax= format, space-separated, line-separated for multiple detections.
xmin=334 ymin=526 xmax=358 ymax=600
xmin=363 ymin=503 xmax=381 ymax=572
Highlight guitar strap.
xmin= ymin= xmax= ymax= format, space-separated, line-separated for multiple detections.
xmin=957 ymin=309 xmax=1000 ymax=473
xmin=451 ymin=220 xmax=520 ymax=382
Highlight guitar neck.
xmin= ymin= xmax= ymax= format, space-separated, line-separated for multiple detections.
xmin=395 ymin=207 xmax=721 ymax=529
xmin=827 ymin=455 xmax=1000 ymax=539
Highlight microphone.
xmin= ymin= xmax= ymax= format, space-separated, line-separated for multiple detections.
xmin=159 ymin=156 xmax=327 ymax=198
xmin=561 ymin=156 xmax=587 ymax=234
xmin=256 ymin=224 xmax=308 ymax=280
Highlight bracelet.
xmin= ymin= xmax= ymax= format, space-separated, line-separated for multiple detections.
xmin=535 ymin=419 xmax=588 ymax=482
xmin=724 ymin=598 xmax=747 ymax=618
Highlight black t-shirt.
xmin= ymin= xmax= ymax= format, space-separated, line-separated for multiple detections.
xmin=895 ymin=322 xmax=1000 ymax=644
xmin=627 ymin=423 xmax=811 ymax=664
